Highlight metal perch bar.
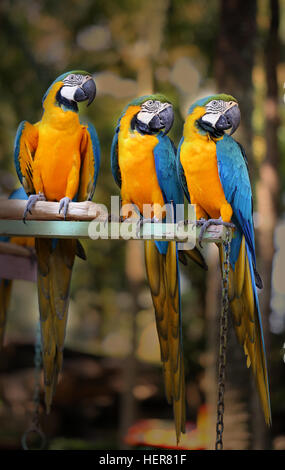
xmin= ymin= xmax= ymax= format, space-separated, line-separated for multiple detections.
xmin=0 ymin=200 xmax=231 ymax=243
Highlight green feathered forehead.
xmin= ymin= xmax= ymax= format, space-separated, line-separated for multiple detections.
xmin=188 ymin=93 xmax=238 ymax=115
xmin=53 ymin=70 xmax=92 ymax=82
xmin=204 ymin=93 xmax=237 ymax=104
xmin=42 ymin=70 xmax=92 ymax=105
xmin=129 ymin=94 xmax=171 ymax=107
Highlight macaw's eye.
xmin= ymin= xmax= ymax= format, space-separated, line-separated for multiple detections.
xmin=212 ymin=100 xmax=217 ymax=106
xmin=70 ymin=75 xmax=75 ymax=80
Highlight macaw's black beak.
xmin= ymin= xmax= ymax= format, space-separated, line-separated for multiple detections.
xmin=215 ymin=104 xmax=241 ymax=135
xmin=74 ymin=77 xmax=96 ymax=106
xmin=149 ymin=105 xmax=174 ymax=135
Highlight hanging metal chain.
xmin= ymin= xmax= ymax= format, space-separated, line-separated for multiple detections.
xmin=215 ymin=228 xmax=231 ymax=450
xmin=22 ymin=321 xmax=46 ymax=450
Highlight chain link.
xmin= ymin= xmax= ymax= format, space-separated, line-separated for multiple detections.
xmin=22 ymin=321 xmax=46 ymax=450
xmin=215 ymin=229 xmax=231 ymax=450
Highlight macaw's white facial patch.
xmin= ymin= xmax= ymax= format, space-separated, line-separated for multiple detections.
xmin=201 ymin=100 xmax=237 ymax=128
xmin=136 ymin=110 xmax=156 ymax=125
xmin=137 ymin=101 xmax=171 ymax=125
xmin=60 ymin=85 xmax=78 ymax=101
xmin=201 ymin=112 xmax=221 ymax=127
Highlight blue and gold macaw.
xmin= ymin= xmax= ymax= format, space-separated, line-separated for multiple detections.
xmin=14 ymin=71 xmax=100 ymax=412
xmin=0 ymin=187 xmax=35 ymax=348
xmin=111 ymin=95 xmax=207 ymax=442
xmin=177 ymin=93 xmax=271 ymax=425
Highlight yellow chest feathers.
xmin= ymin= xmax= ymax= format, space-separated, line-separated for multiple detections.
xmin=118 ymin=106 xmax=164 ymax=210
xmin=180 ymin=107 xmax=227 ymax=217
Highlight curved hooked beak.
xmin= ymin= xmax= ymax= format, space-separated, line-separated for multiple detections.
xmin=215 ymin=104 xmax=241 ymax=135
xmin=149 ymin=105 xmax=174 ymax=135
xmin=74 ymin=76 xmax=96 ymax=106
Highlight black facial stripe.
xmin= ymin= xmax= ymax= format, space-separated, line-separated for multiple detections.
xmin=56 ymin=89 xmax=78 ymax=111
xmin=131 ymin=114 xmax=155 ymax=135
xmin=197 ymin=118 xmax=224 ymax=138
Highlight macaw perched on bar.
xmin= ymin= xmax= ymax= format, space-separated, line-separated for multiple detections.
xmin=177 ymin=93 xmax=271 ymax=425
xmin=14 ymin=71 xmax=100 ymax=412
xmin=0 ymin=187 xmax=35 ymax=348
xmin=111 ymin=95 xmax=207 ymax=442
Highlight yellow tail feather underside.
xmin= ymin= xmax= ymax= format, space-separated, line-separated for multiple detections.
xmin=219 ymin=236 xmax=271 ymax=425
xmin=36 ymin=238 xmax=76 ymax=413
xmin=144 ymin=240 xmax=186 ymax=443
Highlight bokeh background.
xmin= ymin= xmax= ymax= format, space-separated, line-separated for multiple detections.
xmin=0 ymin=0 xmax=284 ymax=450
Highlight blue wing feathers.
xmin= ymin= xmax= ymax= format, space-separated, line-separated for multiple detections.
xmin=153 ymin=133 xmax=183 ymax=256
xmin=154 ymin=134 xmax=184 ymax=208
xmin=110 ymin=124 xmax=121 ymax=188
xmin=14 ymin=121 xmax=26 ymax=184
xmin=87 ymin=122 xmax=101 ymax=195
xmin=216 ymin=135 xmax=256 ymax=268
xmin=9 ymin=187 xmax=28 ymax=200
xmin=177 ymin=137 xmax=190 ymax=202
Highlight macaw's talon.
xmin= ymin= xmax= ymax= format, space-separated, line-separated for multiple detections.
xmin=135 ymin=216 xmax=160 ymax=238
xmin=197 ymin=217 xmax=235 ymax=247
xmin=195 ymin=218 xmax=207 ymax=227
xmin=23 ymin=192 xmax=46 ymax=223
xmin=177 ymin=218 xmax=206 ymax=234
xmin=58 ymin=197 xmax=71 ymax=220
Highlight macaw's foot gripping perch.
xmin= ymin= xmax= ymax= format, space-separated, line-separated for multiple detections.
xmin=58 ymin=197 xmax=71 ymax=220
xmin=23 ymin=192 xmax=46 ymax=223
xmin=196 ymin=217 xmax=235 ymax=247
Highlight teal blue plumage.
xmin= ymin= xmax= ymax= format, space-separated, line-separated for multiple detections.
xmin=84 ymin=122 xmax=101 ymax=200
xmin=216 ymin=134 xmax=271 ymax=423
xmin=111 ymin=119 xmax=122 ymax=188
xmin=14 ymin=122 xmax=33 ymax=192
xmin=153 ymin=133 xmax=184 ymax=255
xmin=178 ymin=93 xmax=271 ymax=425
xmin=216 ymin=135 xmax=255 ymax=267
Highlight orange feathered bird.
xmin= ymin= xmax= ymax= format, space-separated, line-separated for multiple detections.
xmin=14 ymin=71 xmax=100 ymax=412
